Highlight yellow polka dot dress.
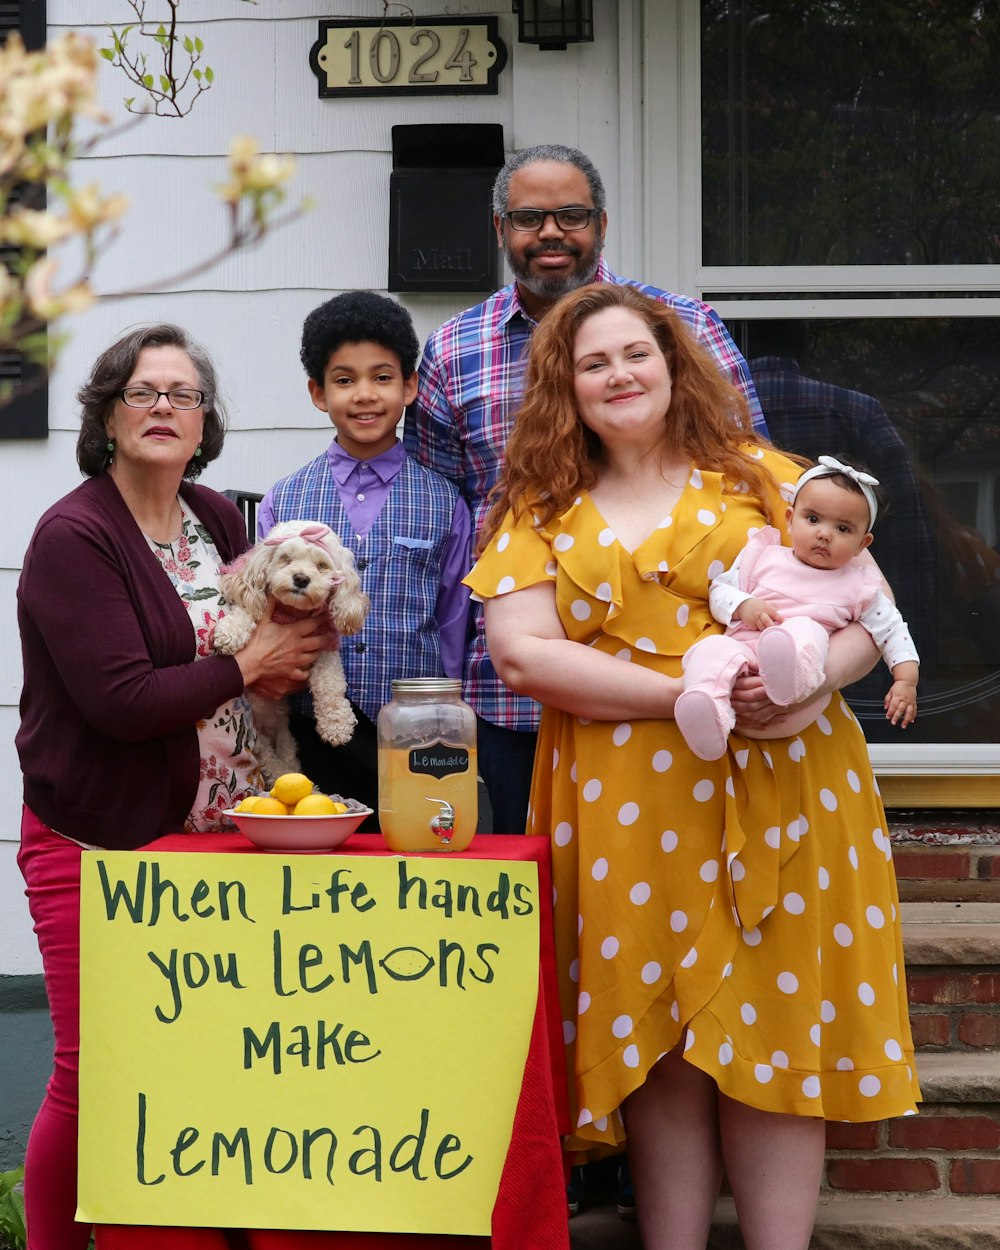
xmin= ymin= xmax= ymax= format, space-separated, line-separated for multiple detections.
xmin=466 ymin=449 xmax=919 ymax=1152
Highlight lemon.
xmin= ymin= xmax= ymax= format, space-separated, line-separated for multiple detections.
xmin=270 ymin=773 xmax=315 ymax=806
xmin=235 ymin=795 xmax=262 ymax=813
xmin=293 ymin=793 xmax=339 ymax=816
xmin=253 ymin=796 xmax=291 ymax=816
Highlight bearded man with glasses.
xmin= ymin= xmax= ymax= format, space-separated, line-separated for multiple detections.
xmin=404 ymin=143 xmax=767 ymax=843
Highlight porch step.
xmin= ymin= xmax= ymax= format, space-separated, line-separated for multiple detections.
xmin=902 ymin=902 xmax=1000 ymax=1050
xmin=569 ymin=1193 xmax=1000 ymax=1249
xmin=892 ymin=836 xmax=1000 ymax=903
xmin=824 ymin=1051 xmax=1000 ymax=1200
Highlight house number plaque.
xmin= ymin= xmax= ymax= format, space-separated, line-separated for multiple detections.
xmin=309 ymin=17 xmax=508 ymax=97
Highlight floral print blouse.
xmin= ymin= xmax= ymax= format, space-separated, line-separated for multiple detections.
xmin=146 ymin=499 xmax=264 ymax=831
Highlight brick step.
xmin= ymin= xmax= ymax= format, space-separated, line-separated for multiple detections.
xmin=902 ymin=903 xmax=1000 ymax=1049
xmin=893 ymin=841 xmax=1000 ymax=903
xmin=570 ymin=1193 xmax=1000 ymax=1249
xmin=825 ymin=1051 xmax=1000 ymax=1198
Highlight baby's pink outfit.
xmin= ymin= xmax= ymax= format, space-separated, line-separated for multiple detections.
xmin=676 ymin=527 xmax=913 ymax=760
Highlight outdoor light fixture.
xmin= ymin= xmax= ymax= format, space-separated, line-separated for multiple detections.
xmin=513 ymin=0 xmax=594 ymax=50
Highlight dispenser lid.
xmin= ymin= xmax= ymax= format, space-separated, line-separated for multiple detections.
xmin=391 ymin=677 xmax=463 ymax=694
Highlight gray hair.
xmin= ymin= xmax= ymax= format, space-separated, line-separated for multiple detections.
xmin=491 ymin=144 xmax=606 ymax=216
xmin=76 ymin=323 xmax=227 ymax=478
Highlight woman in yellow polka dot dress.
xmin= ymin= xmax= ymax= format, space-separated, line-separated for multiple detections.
xmin=466 ymin=284 xmax=919 ymax=1250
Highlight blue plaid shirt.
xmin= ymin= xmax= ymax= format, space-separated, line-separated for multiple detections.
xmin=261 ymin=450 xmax=468 ymax=723
xmin=403 ymin=259 xmax=767 ymax=731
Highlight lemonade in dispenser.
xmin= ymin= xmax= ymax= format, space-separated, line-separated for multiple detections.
xmin=376 ymin=677 xmax=477 ymax=851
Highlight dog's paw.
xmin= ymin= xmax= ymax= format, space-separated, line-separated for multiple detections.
xmin=212 ymin=619 xmax=241 ymax=656
xmin=315 ymin=701 xmax=358 ymax=748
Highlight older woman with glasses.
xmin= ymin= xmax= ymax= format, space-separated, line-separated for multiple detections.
xmin=15 ymin=324 xmax=327 ymax=1250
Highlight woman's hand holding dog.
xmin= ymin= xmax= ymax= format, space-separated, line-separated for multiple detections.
xmin=234 ymin=599 xmax=327 ymax=697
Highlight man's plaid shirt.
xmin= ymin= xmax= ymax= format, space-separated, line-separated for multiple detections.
xmin=403 ymin=260 xmax=767 ymax=731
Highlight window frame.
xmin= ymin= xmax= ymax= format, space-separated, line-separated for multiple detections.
xmin=638 ymin=0 xmax=1000 ymax=801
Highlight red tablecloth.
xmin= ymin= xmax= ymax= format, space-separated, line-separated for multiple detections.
xmin=94 ymin=834 xmax=570 ymax=1250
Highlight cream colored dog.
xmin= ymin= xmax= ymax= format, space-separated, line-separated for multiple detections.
xmin=213 ymin=521 xmax=369 ymax=783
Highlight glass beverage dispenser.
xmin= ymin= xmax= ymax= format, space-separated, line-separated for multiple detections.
xmin=376 ymin=678 xmax=478 ymax=851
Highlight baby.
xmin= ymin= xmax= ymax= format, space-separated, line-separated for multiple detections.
xmin=675 ymin=455 xmax=920 ymax=761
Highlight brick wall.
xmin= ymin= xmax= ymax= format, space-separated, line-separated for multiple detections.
xmin=908 ymin=968 xmax=1000 ymax=1051
xmin=825 ymin=1108 xmax=1000 ymax=1195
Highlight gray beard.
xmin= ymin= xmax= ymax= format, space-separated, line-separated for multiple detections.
xmin=505 ymin=239 xmax=604 ymax=302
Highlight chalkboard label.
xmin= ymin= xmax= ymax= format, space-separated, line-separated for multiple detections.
xmin=408 ymin=742 xmax=470 ymax=780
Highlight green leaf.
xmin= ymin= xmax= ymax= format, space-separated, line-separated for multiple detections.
xmin=124 ymin=97 xmax=135 ymax=108
xmin=193 ymin=68 xmax=202 ymax=80
xmin=183 ymin=35 xmax=194 ymax=53
xmin=0 ymin=1165 xmax=27 ymax=1247
xmin=99 ymin=46 xmax=115 ymax=61
xmin=143 ymin=74 xmax=154 ymax=88
xmin=205 ymin=66 xmax=214 ymax=83
xmin=194 ymin=36 xmax=204 ymax=53
xmin=159 ymin=75 xmax=171 ymax=93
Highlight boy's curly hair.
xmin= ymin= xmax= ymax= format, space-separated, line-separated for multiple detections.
xmin=300 ymin=291 xmax=420 ymax=383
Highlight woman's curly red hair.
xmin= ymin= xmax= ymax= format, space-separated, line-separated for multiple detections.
xmin=478 ymin=283 xmax=780 ymax=553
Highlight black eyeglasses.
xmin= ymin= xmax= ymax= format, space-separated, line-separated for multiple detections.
xmin=501 ymin=206 xmax=600 ymax=233
xmin=120 ymin=387 xmax=204 ymax=410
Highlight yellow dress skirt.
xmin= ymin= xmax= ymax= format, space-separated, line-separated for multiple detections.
xmin=466 ymin=449 xmax=920 ymax=1153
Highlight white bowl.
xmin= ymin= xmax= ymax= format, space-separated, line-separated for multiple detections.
xmin=223 ymin=807 xmax=373 ymax=853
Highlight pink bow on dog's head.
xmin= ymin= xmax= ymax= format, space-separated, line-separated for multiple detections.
xmin=263 ymin=522 xmax=332 ymax=549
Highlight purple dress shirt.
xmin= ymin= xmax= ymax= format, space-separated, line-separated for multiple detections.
xmin=258 ymin=439 xmax=471 ymax=678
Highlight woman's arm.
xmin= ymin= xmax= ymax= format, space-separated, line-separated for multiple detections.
xmin=484 ymin=583 xmax=682 ymax=721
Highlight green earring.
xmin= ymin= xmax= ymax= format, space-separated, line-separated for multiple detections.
xmin=106 ymin=439 xmax=115 ymax=453
xmin=194 ymin=445 xmax=202 ymax=458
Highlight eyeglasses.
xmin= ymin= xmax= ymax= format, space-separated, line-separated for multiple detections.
xmin=120 ymin=387 xmax=204 ymax=410
xmin=501 ymin=207 xmax=600 ymax=233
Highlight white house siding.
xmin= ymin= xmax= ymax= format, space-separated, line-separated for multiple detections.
xmin=1 ymin=0 xmax=642 ymax=973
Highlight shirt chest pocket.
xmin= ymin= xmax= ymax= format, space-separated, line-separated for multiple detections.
xmin=393 ymin=536 xmax=434 ymax=551
xmin=386 ymin=534 xmax=438 ymax=572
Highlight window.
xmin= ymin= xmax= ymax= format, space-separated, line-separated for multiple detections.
xmin=701 ymin=1 xmax=1000 ymax=268
xmin=735 ymin=314 xmax=1000 ymax=754
xmin=0 ymin=0 xmax=48 ymax=440
xmin=691 ymin=0 xmax=1000 ymax=795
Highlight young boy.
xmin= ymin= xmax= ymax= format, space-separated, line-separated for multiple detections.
xmin=257 ymin=292 xmax=471 ymax=824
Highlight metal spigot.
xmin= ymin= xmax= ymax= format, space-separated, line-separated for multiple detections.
xmin=425 ymin=797 xmax=455 ymax=845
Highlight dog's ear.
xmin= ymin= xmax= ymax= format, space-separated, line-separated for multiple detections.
xmin=218 ymin=543 xmax=273 ymax=621
xmin=327 ymin=549 xmax=369 ymax=636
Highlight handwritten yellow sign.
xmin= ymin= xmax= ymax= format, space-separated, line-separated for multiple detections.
xmin=77 ymin=851 xmax=539 ymax=1234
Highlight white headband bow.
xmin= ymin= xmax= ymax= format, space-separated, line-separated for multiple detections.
xmin=792 ymin=455 xmax=880 ymax=530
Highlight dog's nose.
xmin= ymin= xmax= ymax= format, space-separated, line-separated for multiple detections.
xmin=292 ymin=573 xmax=310 ymax=590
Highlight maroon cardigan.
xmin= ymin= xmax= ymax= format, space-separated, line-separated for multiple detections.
xmin=16 ymin=475 xmax=251 ymax=849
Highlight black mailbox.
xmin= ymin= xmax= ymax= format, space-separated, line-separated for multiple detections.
xmin=388 ymin=124 xmax=505 ymax=294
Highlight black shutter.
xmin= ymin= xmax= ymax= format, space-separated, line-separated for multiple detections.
xmin=0 ymin=0 xmax=48 ymax=439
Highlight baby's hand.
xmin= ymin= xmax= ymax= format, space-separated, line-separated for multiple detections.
xmin=885 ymin=680 xmax=918 ymax=728
xmin=734 ymin=597 xmax=783 ymax=631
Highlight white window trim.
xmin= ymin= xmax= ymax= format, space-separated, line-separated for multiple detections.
xmin=871 ymin=745 xmax=1000 ymax=776
xmin=701 ymin=265 xmax=1000 ymax=293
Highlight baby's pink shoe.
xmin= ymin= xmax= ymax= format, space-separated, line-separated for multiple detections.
xmin=675 ymin=688 xmax=735 ymax=761
xmin=758 ymin=625 xmax=826 ymax=707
